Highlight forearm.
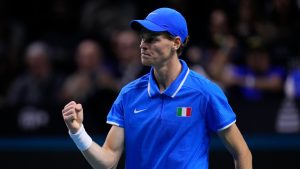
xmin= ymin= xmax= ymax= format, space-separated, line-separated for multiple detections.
xmin=243 ymin=75 xmax=282 ymax=91
xmin=62 ymin=102 xmax=123 ymax=168
xmin=82 ymin=142 xmax=118 ymax=169
xmin=218 ymin=124 xmax=252 ymax=169
xmin=69 ymin=125 xmax=123 ymax=169
xmin=254 ymin=77 xmax=282 ymax=91
xmin=234 ymin=150 xmax=252 ymax=169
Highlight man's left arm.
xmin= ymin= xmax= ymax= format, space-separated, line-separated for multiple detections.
xmin=218 ymin=123 xmax=252 ymax=169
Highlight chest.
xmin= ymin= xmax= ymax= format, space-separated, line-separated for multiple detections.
xmin=123 ymin=91 xmax=206 ymax=129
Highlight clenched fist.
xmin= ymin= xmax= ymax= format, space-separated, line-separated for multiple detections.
xmin=62 ymin=101 xmax=84 ymax=134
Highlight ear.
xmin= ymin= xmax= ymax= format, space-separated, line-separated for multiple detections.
xmin=173 ymin=36 xmax=182 ymax=50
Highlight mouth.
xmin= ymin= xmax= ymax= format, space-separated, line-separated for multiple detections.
xmin=141 ymin=53 xmax=150 ymax=57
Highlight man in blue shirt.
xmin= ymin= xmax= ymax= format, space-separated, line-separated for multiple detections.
xmin=62 ymin=7 xmax=252 ymax=169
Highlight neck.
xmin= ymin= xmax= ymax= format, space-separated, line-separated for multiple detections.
xmin=153 ymin=58 xmax=182 ymax=92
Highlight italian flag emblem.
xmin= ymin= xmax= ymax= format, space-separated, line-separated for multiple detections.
xmin=177 ymin=107 xmax=192 ymax=117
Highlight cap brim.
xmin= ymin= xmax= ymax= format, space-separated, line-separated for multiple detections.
xmin=130 ymin=20 xmax=166 ymax=32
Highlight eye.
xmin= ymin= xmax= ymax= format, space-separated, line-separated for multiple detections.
xmin=145 ymin=37 xmax=157 ymax=43
xmin=140 ymin=34 xmax=159 ymax=43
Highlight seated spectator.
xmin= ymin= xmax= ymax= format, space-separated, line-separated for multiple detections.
xmin=224 ymin=47 xmax=285 ymax=101
xmin=61 ymin=39 xmax=115 ymax=102
xmin=207 ymin=9 xmax=238 ymax=58
xmin=222 ymin=47 xmax=286 ymax=133
xmin=264 ymin=0 xmax=300 ymax=66
xmin=205 ymin=9 xmax=241 ymax=89
xmin=235 ymin=0 xmax=257 ymax=41
xmin=206 ymin=47 xmax=233 ymax=89
xmin=185 ymin=45 xmax=208 ymax=78
xmin=6 ymin=41 xmax=64 ymax=135
xmin=108 ymin=29 xmax=149 ymax=90
xmin=61 ymin=39 xmax=116 ymax=134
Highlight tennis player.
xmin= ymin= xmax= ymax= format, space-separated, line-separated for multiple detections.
xmin=62 ymin=7 xmax=252 ymax=169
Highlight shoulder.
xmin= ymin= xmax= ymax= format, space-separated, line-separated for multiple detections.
xmin=186 ymin=70 xmax=225 ymax=96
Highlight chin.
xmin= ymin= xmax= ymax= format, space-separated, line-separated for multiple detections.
xmin=141 ymin=58 xmax=152 ymax=66
xmin=141 ymin=61 xmax=152 ymax=66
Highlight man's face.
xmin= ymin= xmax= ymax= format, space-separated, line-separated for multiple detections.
xmin=139 ymin=31 xmax=177 ymax=67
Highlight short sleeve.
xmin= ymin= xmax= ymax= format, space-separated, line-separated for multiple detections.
xmin=206 ymin=83 xmax=236 ymax=132
xmin=106 ymin=89 xmax=125 ymax=128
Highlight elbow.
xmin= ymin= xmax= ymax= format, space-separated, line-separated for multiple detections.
xmin=241 ymin=148 xmax=252 ymax=160
xmin=234 ymin=147 xmax=253 ymax=167
xmin=231 ymin=145 xmax=252 ymax=161
xmin=245 ymin=148 xmax=252 ymax=162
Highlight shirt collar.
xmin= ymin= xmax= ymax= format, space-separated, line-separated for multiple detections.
xmin=147 ymin=59 xmax=190 ymax=98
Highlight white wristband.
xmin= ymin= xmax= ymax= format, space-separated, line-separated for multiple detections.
xmin=69 ymin=125 xmax=93 ymax=151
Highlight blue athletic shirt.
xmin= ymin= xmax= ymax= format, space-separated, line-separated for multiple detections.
xmin=107 ymin=60 xmax=236 ymax=169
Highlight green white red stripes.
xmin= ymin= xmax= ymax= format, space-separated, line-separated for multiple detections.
xmin=177 ymin=107 xmax=192 ymax=117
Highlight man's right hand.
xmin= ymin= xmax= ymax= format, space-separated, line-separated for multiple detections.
xmin=62 ymin=101 xmax=84 ymax=134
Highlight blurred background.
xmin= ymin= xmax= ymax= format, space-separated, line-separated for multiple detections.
xmin=0 ymin=0 xmax=300 ymax=168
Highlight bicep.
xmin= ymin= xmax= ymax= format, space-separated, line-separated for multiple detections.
xmin=102 ymin=125 xmax=125 ymax=160
xmin=217 ymin=123 xmax=249 ymax=158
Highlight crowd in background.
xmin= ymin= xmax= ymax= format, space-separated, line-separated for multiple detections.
xmin=0 ymin=0 xmax=300 ymax=136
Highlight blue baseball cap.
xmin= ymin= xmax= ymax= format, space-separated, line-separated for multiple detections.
xmin=130 ymin=8 xmax=188 ymax=43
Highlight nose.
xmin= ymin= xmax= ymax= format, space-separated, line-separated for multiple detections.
xmin=139 ymin=39 xmax=147 ymax=49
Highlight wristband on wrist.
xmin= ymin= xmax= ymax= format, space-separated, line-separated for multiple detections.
xmin=69 ymin=125 xmax=93 ymax=151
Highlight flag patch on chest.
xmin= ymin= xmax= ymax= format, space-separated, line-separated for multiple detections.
xmin=177 ymin=107 xmax=192 ymax=117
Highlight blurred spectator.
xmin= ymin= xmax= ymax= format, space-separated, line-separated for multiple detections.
xmin=61 ymin=39 xmax=116 ymax=134
xmin=185 ymin=45 xmax=208 ymax=78
xmin=235 ymin=0 xmax=265 ymax=64
xmin=222 ymin=46 xmax=287 ymax=133
xmin=235 ymin=0 xmax=257 ymax=41
xmin=224 ymin=47 xmax=285 ymax=101
xmin=284 ymin=58 xmax=300 ymax=100
xmin=205 ymin=9 xmax=240 ymax=89
xmin=80 ymin=0 xmax=136 ymax=42
xmin=207 ymin=8 xmax=239 ymax=55
xmin=108 ymin=29 xmax=148 ymax=90
xmin=261 ymin=0 xmax=300 ymax=66
xmin=206 ymin=47 xmax=232 ymax=89
xmin=0 ymin=10 xmax=26 ymax=108
xmin=275 ymin=61 xmax=300 ymax=133
xmin=5 ymin=41 xmax=65 ymax=135
xmin=285 ymin=65 xmax=300 ymax=100
xmin=61 ymin=39 xmax=114 ymax=102
xmin=43 ymin=0 xmax=82 ymax=75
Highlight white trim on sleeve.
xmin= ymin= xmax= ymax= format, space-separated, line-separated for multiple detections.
xmin=106 ymin=121 xmax=120 ymax=126
xmin=217 ymin=120 xmax=236 ymax=132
